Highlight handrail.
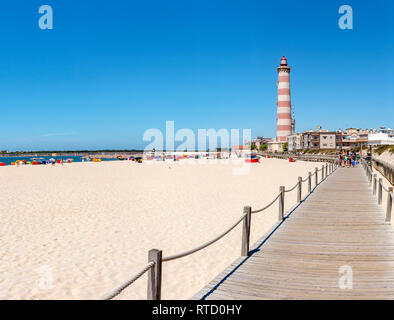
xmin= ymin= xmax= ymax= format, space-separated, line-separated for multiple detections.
xmin=285 ymin=182 xmax=298 ymax=193
xmin=259 ymin=152 xmax=338 ymax=163
xmin=103 ymin=160 xmax=337 ymax=300
xmin=372 ymin=157 xmax=394 ymax=186
xmin=372 ymin=156 xmax=394 ymax=170
xmin=382 ymin=183 xmax=390 ymax=193
xmin=162 ymin=213 xmax=248 ymax=262
xmin=361 ymin=158 xmax=393 ymax=223
xmin=102 ymin=261 xmax=155 ymax=300
xmin=251 ymin=192 xmax=281 ymax=214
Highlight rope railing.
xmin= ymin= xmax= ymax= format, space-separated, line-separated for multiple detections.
xmin=103 ymin=159 xmax=338 ymax=300
xmin=102 ymin=262 xmax=155 ymax=300
xmin=162 ymin=213 xmax=248 ymax=262
xmin=285 ymin=182 xmax=298 ymax=193
xmin=251 ymin=193 xmax=281 ymax=214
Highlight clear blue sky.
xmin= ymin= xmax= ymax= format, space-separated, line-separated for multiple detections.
xmin=0 ymin=0 xmax=393 ymax=151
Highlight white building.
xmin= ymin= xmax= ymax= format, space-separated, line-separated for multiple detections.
xmin=319 ymin=133 xmax=336 ymax=149
xmin=368 ymin=127 xmax=394 ymax=145
xmin=368 ymin=132 xmax=394 ymax=145
xmin=287 ymin=133 xmax=303 ymax=152
xmin=267 ymin=141 xmax=285 ymax=152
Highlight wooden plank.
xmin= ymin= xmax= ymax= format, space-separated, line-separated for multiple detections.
xmin=193 ymin=167 xmax=394 ymax=300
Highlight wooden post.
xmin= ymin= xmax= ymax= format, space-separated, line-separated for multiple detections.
xmin=373 ymin=174 xmax=377 ymax=195
xmin=278 ymin=186 xmax=285 ymax=221
xmin=308 ymin=172 xmax=312 ymax=194
xmin=378 ymin=178 xmax=383 ymax=205
xmin=147 ymin=249 xmax=162 ymax=300
xmin=315 ymin=167 xmax=318 ymax=186
xmin=368 ymin=154 xmax=373 ymax=175
xmin=241 ymin=206 xmax=251 ymax=257
xmin=321 ymin=164 xmax=324 ymax=180
xmin=297 ymin=177 xmax=302 ymax=203
xmin=386 ymin=188 xmax=393 ymax=222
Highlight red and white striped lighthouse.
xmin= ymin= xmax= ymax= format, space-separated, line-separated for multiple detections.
xmin=276 ymin=56 xmax=293 ymax=142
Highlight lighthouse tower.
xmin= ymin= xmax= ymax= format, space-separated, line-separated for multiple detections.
xmin=276 ymin=56 xmax=293 ymax=142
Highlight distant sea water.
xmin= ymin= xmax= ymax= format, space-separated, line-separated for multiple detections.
xmin=0 ymin=156 xmax=119 ymax=166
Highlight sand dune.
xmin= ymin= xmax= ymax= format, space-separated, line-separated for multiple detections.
xmin=0 ymin=158 xmax=322 ymax=299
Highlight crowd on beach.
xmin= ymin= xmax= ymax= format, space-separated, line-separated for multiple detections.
xmin=13 ymin=158 xmax=72 ymax=166
xmin=339 ymin=151 xmax=360 ymax=168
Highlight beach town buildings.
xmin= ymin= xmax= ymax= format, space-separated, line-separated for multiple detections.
xmin=339 ymin=127 xmax=393 ymax=148
xmin=260 ymin=56 xmax=393 ymax=152
xmin=256 ymin=136 xmax=273 ymax=148
xmin=368 ymin=127 xmax=394 ymax=145
xmin=287 ymin=129 xmax=342 ymax=152
xmin=287 ymin=133 xmax=303 ymax=152
xmin=268 ymin=141 xmax=285 ymax=152
xmin=341 ymin=128 xmax=369 ymax=149
xmin=286 ymin=127 xmax=394 ymax=152
xmin=247 ymin=137 xmax=273 ymax=150
xmin=303 ymin=130 xmax=342 ymax=150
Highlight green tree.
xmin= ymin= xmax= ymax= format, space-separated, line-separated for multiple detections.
xmin=250 ymin=142 xmax=257 ymax=150
xmin=283 ymin=142 xmax=288 ymax=152
xmin=259 ymin=144 xmax=268 ymax=151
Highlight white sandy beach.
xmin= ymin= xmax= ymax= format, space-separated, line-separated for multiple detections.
xmin=0 ymin=158 xmax=323 ymax=300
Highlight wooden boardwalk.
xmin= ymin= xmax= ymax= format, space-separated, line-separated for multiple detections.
xmin=192 ymin=166 xmax=394 ymax=299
